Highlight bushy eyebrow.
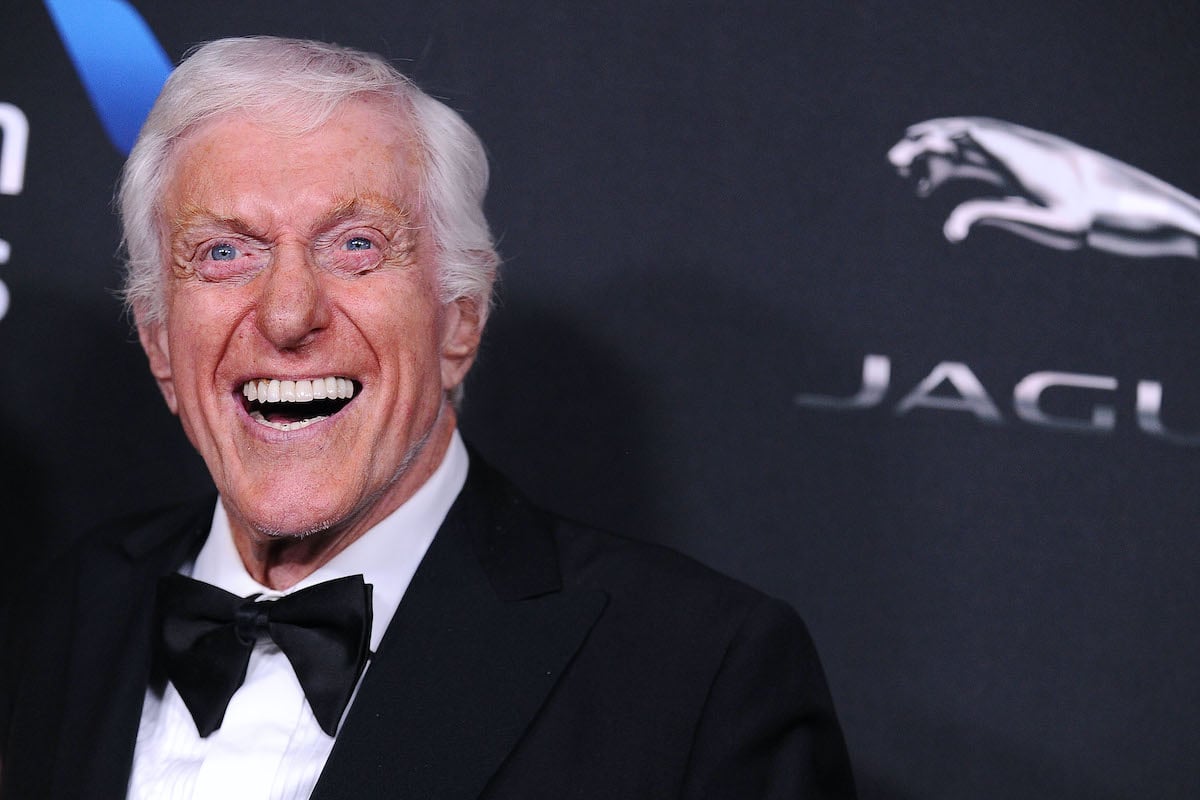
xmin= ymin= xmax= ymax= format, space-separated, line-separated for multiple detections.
xmin=170 ymin=203 xmax=267 ymax=240
xmin=317 ymin=194 xmax=413 ymax=230
xmin=169 ymin=194 xmax=414 ymax=241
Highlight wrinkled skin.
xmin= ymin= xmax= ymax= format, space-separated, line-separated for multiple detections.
xmin=137 ymin=101 xmax=482 ymax=588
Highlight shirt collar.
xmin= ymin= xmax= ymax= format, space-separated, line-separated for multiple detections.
xmin=191 ymin=429 xmax=469 ymax=651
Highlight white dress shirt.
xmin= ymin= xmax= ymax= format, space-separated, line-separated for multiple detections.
xmin=127 ymin=432 xmax=469 ymax=800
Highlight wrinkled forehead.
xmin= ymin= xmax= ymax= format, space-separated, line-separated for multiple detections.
xmin=162 ymin=97 xmax=426 ymax=218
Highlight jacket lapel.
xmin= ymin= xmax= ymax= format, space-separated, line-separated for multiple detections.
xmin=312 ymin=462 xmax=607 ymax=800
xmin=50 ymin=501 xmax=212 ymax=800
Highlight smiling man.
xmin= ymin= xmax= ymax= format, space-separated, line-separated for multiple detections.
xmin=139 ymin=95 xmax=476 ymax=589
xmin=0 ymin=37 xmax=855 ymax=800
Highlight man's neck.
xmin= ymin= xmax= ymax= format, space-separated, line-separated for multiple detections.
xmin=227 ymin=410 xmax=459 ymax=590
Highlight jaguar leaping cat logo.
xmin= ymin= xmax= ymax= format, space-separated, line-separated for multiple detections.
xmin=888 ymin=117 xmax=1200 ymax=259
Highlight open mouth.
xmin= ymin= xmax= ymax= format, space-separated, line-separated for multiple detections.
xmin=240 ymin=377 xmax=359 ymax=432
xmin=908 ymin=156 xmax=933 ymax=197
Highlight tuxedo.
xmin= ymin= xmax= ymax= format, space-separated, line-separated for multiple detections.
xmin=1 ymin=457 xmax=855 ymax=799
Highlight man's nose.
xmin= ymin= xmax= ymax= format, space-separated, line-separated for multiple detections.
xmin=255 ymin=243 xmax=331 ymax=349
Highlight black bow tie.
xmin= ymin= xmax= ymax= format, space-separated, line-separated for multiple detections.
xmin=156 ymin=573 xmax=373 ymax=737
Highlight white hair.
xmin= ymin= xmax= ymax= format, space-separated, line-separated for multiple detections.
xmin=118 ymin=36 xmax=498 ymax=327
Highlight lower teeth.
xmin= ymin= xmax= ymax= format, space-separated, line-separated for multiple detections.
xmin=250 ymin=410 xmax=328 ymax=432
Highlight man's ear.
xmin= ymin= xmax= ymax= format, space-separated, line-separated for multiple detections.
xmin=136 ymin=317 xmax=179 ymax=414
xmin=440 ymin=295 xmax=484 ymax=393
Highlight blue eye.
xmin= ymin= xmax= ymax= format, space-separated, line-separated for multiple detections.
xmin=209 ymin=243 xmax=239 ymax=261
xmin=344 ymin=237 xmax=373 ymax=251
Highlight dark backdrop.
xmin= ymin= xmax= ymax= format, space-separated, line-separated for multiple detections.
xmin=3 ymin=2 xmax=1199 ymax=797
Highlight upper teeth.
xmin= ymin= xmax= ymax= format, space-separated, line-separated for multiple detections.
xmin=242 ymin=377 xmax=355 ymax=403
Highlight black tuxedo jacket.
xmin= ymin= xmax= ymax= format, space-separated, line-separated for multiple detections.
xmin=2 ymin=458 xmax=855 ymax=799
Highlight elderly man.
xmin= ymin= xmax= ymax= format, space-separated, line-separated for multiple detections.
xmin=0 ymin=37 xmax=854 ymax=799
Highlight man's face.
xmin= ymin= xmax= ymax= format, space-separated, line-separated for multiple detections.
xmin=138 ymin=101 xmax=481 ymax=543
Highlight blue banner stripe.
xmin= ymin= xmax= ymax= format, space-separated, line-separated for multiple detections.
xmin=43 ymin=0 xmax=172 ymax=154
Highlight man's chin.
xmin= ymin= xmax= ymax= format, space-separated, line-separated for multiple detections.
xmin=221 ymin=491 xmax=359 ymax=544
xmin=234 ymin=513 xmax=339 ymax=544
